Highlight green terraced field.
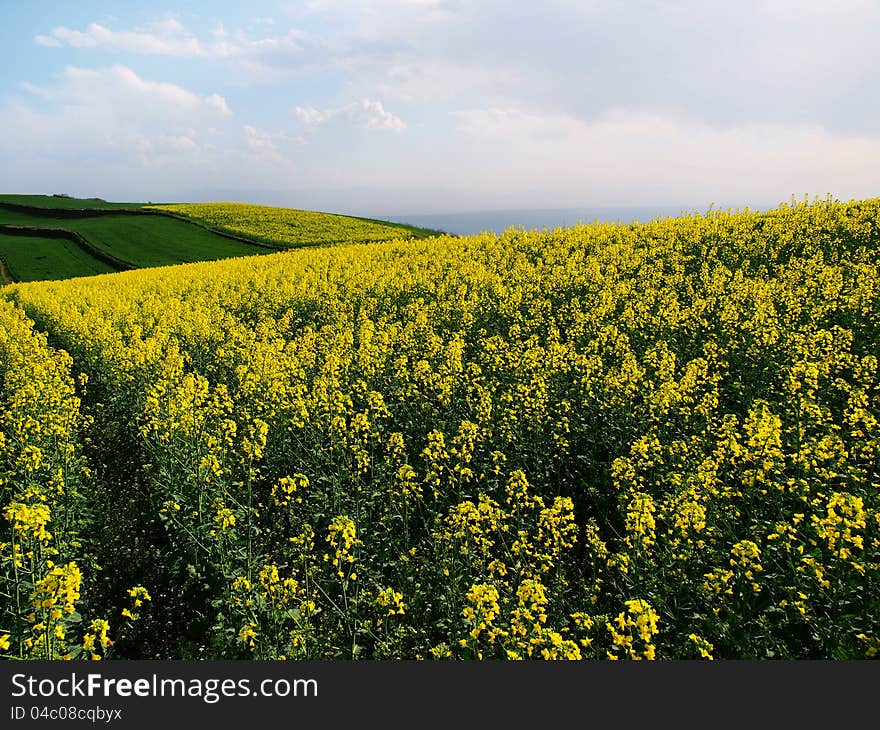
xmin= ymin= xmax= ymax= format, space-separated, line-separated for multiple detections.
xmin=0 ymin=194 xmax=145 ymax=210
xmin=0 ymin=232 xmax=116 ymax=282
xmin=0 ymin=207 xmax=50 ymax=225
xmin=0 ymin=207 xmax=268 ymax=277
xmin=61 ymin=215 xmax=266 ymax=268
xmin=0 ymin=195 xmax=443 ymax=284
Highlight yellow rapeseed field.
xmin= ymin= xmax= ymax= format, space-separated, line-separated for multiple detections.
xmin=147 ymin=202 xmax=424 ymax=248
xmin=2 ymin=196 xmax=879 ymax=659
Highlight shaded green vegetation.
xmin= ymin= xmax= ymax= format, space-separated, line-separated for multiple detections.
xmin=0 ymin=194 xmax=145 ymax=210
xmin=61 ymin=215 xmax=266 ymax=268
xmin=0 ymin=232 xmax=115 ymax=282
xmin=0 ymin=207 xmax=69 ymax=225
xmin=0 ymin=206 xmax=268 ymax=280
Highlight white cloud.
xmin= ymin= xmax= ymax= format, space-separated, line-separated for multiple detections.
xmin=0 ymin=66 xmax=233 ymax=171
xmin=33 ymin=21 xmax=231 ymax=57
xmin=354 ymin=100 xmax=406 ymax=130
xmin=204 ymin=93 xmax=232 ymax=116
xmin=30 ymin=4 xmax=880 ymax=132
xmin=295 ymin=99 xmax=405 ymax=131
xmin=52 ymin=65 xmax=232 ymax=119
xmin=455 ymin=107 xmax=584 ymax=140
xmin=244 ymin=124 xmax=276 ymax=154
xmin=17 ymin=81 xmax=51 ymax=98
xmin=378 ymin=61 xmax=520 ymax=103
xmin=761 ymin=0 xmax=876 ymax=18
xmin=16 ymin=5 xmax=880 ymax=212
xmin=294 ymin=0 xmax=880 ymax=134
xmin=29 ymin=13 xmax=444 ymax=86
xmin=150 ymin=18 xmax=185 ymax=35
xmin=450 ymin=106 xmax=880 ymax=205
xmin=244 ymin=125 xmax=305 ymax=160
xmin=31 ymin=18 xmax=322 ymax=67
xmin=0 ymin=64 xmax=318 ymax=200
xmin=303 ymin=0 xmax=457 ymax=32
xmin=294 ymin=105 xmax=332 ymax=127
xmin=33 ymin=34 xmax=62 ymax=47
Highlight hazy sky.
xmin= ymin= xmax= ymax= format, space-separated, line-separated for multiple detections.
xmin=2 ymin=0 xmax=879 ymax=215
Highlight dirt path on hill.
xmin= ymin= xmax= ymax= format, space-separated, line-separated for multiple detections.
xmin=0 ymin=256 xmax=13 ymax=284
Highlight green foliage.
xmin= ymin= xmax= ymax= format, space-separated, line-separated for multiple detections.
xmin=0 ymin=233 xmax=115 ymax=282
xmin=0 ymin=208 xmax=268 ymax=282
xmin=0 ymin=194 xmax=144 ymax=210
xmin=59 ymin=216 xmax=265 ymax=268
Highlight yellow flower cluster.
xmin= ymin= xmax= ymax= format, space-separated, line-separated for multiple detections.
xmin=607 ymin=599 xmax=660 ymax=660
xmin=272 ymin=473 xmax=309 ymax=507
xmin=31 ymin=562 xmax=82 ymax=614
xmin=688 ymin=633 xmax=714 ymax=660
xmin=625 ymin=492 xmax=657 ymax=551
xmin=82 ymin=619 xmax=112 ymax=660
xmin=4 ymin=502 xmax=52 ymax=543
xmin=462 ymin=583 xmax=502 ymax=646
xmin=812 ymin=492 xmax=866 ymax=561
xmin=121 ymin=586 xmax=151 ymax=621
xmin=376 ymin=587 xmax=405 ymax=616
xmin=325 ymin=516 xmax=359 ymax=579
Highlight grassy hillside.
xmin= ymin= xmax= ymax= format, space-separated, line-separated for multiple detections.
xmin=148 ymin=202 xmax=441 ymax=248
xmin=0 ymin=231 xmax=116 ymax=282
xmin=0 ymin=193 xmax=145 ymax=210
xmin=0 ymin=204 xmax=269 ymax=281
xmin=3 ymin=196 xmax=879 ymax=660
xmin=58 ymin=215 xmax=266 ymax=268
xmin=0 ymin=196 xmax=443 ymax=283
xmin=0 ymin=206 xmax=61 ymax=225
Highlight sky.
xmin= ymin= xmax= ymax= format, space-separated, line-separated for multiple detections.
xmin=1 ymin=0 xmax=879 ymax=216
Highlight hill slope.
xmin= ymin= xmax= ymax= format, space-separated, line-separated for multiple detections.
xmin=0 ymin=209 xmax=267 ymax=282
xmin=147 ymin=202 xmax=441 ymax=248
xmin=0 ymin=193 xmax=144 ymax=211
xmin=3 ymin=196 xmax=879 ymax=660
xmin=0 ymin=195 xmax=440 ymax=283
xmin=0 ymin=231 xmax=116 ymax=282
